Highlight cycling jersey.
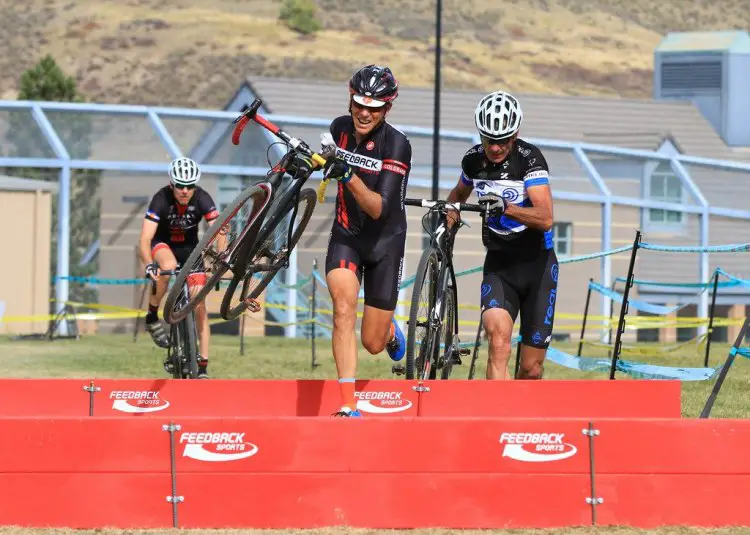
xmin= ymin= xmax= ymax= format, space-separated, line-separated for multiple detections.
xmin=461 ymin=138 xmax=552 ymax=256
xmin=145 ymin=186 xmax=219 ymax=248
xmin=328 ymin=115 xmax=411 ymax=252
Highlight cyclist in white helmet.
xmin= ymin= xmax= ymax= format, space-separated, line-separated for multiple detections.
xmin=446 ymin=90 xmax=557 ymax=380
xmin=137 ymin=156 xmax=220 ymax=378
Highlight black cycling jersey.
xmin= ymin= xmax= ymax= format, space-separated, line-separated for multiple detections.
xmin=329 ymin=115 xmax=411 ymax=251
xmin=145 ymin=186 xmax=219 ymax=248
xmin=461 ymin=138 xmax=552 ymax=256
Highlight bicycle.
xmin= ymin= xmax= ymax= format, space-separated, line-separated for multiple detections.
xmin=151 ymin=269 xmax=201 ymax=379
xmin=396 ymin=198 xmax=484 ymax=380
xmin=163 ymin=98 xmax=330 ymax=325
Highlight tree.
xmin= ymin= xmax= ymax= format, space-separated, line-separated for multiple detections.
xmin=3 ymin=55 xmax=101 ymax=307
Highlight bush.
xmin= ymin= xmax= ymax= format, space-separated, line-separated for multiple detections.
xmin=279 ymin=0 xmax=322 ymax=35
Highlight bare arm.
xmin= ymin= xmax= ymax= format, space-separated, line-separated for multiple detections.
xmin=446 ymin=177 xmax=474 ymax=227
xmin=344 ymin=174 xmax=384 ymax=220
xmin=504 ymin=184 xmax=554 ymax=231
xmin=138 ymin=219 xmax=159 ymax=269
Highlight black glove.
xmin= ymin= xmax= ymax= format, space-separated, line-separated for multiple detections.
xmin=323 ymin=155 xmax=353 ymax=184
xmin=145 ymin=262 xmax=159 ymax=280
xmin=286 ymin=153 xmax=314 ymax=179
xmin=478 ymin=193 xmax=508 ymax=217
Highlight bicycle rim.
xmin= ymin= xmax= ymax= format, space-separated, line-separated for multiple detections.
xmin=163 ymin=184 xmax=270 ymax=325
xmin=406 ymin=248 xmax=440 ymax=380
xmin=220 ymin=187 xmax=317 ymax=321
xmin=439 ymin=287 xmax=456 ymax=380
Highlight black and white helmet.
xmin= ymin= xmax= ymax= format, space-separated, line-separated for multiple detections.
xmin=474 ymin=91 xmax=523 ymax=141
xmin=349 ymin=64 xmax=399 ymax=108
xmin=169 ymin=157 xmax=201 ymax=186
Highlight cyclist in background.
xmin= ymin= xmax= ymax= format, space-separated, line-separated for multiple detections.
xmin=446 ymin=90 xmax=558 ymax=380
xmin=321 ymin=64 xmax=412 ymax=417
xmin=137 ymin=157 xmax=219 ymax=378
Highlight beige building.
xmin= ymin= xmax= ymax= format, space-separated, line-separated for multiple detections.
xmin=0 ymin=175 xmax=55 ymax=335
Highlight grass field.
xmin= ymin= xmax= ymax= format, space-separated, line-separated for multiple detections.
xmin=1 ymin=331 xmax=748 ymax=419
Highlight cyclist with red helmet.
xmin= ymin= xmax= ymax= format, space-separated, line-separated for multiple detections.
xmin=320 ymin=64 xmax=412 ymax=417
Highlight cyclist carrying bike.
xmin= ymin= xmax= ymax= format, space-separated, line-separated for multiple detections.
xmin=320 ymin=64 xmax=412 ymax=417
xmin=138 ymin=157 xmax=219 ymax=378
xmin=446 ymin=90 xmax=558 ymax=380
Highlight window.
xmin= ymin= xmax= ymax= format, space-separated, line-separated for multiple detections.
xmin=648 ymin=163 xmax=683 ymax=226
xmin=552 ymin=222 xmax=572 ymax=256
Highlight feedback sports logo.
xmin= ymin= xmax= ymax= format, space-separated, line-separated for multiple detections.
xmin=179 ymin=432 xmax=259 ymax=462
xmin=110 ymin=390 xmax=170 ymax=414
xmin=355 ymin=390 xmax=412 ymax=414
xmin=500 ymin=432 xmax=578 ymax=462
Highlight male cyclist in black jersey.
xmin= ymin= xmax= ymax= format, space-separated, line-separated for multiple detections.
xmin=446 ymin=90 xmax=557 ymax=380
xmin=137 ymin=157 xmax=220 ymax=378
xmin=320 ymin=64 xmax=412 ymax=417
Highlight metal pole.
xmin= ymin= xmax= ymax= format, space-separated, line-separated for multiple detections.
xmin=700 ymin=316 xmax=750 ymax=418
xmin=286 ymin=246 xmax=298 ymax=338
xmin=607 ymin=280 xmax=616 ymax=359
xmin=311 ymin=258 xmax=318 ymax=370
xmin=431 ymin=0 xmax=442 ymax=203
xmin=240 ymin=314 xmax=245 ymax=356
xmin=55 ymin=165 xmax=71 ymax=336
xmin=601 ymin=200 xmax=613 ymax=343
xmin=577 ymin=279 xmax=593 ymax=357
xmin=698 ymin=209 xmax=710 ymax=337
xmin=704 ymin=270 xmax=720 ymax=367
xmin=609 ymin=230 xmax=642 ymax=380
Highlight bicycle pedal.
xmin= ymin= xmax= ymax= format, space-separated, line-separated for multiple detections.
xmin=391 ymin=364 xmax=405 ymax=376
xmin=459 ymin=347 xmax=471 ymax=356
xmin=244 ymin=298 xmax=262 ymax=313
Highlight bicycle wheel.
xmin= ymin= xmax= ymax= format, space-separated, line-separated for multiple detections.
xmin=167 ymin=324 xmax=184 ymax=379
xmin=183 ymin=311 xmax=200 ymax=379
xmin=406 ymin=247 xmax=440 ymax=380
xmin=439 ymin=286 xmax=456 ymax=380
xmin=220 ymin=187 xmax=317 ymax=321
xmin=163 ymin=184 xmax=270 ymax=324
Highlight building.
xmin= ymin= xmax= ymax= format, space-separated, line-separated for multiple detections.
xmin=0 ymin=175 xmax=55 ymax=335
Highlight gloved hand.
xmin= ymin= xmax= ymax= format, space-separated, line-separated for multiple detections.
xmin=286 ymin=152 xmax=314 ymax=179
xmin=324 ymin=155 xmax=354 ymax=184
xmin=478 ymin=193 xmax=508 ymax=217
xmin=145 ymin=262 xmax=159 ymax=281
xmin=320 ymin=132 xmax=337 ymax=158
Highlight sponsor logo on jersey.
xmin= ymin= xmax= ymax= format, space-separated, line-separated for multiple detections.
xmin=335 ymin=148 xmax=382 ymax=171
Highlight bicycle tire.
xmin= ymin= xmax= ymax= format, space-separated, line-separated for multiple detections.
xmin=439 ymin=286 xmax=456 ymax=380
xmin=184 ymin=311 xmax=200 ymax=379
xmin=405 ymin=247 xmax=440 ymax=380
xmin=168 ymin=323 xmax=184 ymax=379
xmin=163 ymin=184 xmax=270 ymax=325
xmin=220 ymin=187 xmax=317 ymax=321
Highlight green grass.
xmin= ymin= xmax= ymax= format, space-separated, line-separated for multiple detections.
xmin=1 ymin=333 xmax=747 ymax=419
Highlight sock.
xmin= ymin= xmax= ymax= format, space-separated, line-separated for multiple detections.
xmin=198 ymin=356 xmax=208 ymax=369
xmin=338 ymin=377 xmax=357 ymax=411
xmin=146 ymin=304 xmax=158 ymax=323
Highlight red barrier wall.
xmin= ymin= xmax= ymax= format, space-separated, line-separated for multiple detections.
xmin=1 ymin=416 xmax=749 ymax=529
xmin=0 ymin=378 xmax=681 ymax=418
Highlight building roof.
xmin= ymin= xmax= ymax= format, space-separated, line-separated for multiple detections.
xmin=656 ymin=30 xmax=750 ymax=54
xmin=0 ymin=175 xmax=58 ymax=192
xmin=245 ymin=76 xmax=746 ymax=163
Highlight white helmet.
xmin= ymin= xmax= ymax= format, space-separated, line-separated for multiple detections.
xmin=474 ymin=91 xmax=523 ymax=141
xmin=169 ymin=157 xmax=201 ymax=186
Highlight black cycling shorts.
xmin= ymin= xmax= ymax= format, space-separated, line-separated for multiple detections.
xmin=325 ymin=229 xmax=405 ymax=311
xmin=151 ymin=241 xmax=206 ymax=286
xmin=480 ymin=249 xmax=559 ymax=349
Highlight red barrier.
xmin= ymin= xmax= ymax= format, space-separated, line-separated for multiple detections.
xmin=2 ymin=416 xmax=750 ymax=528
xmin=417 ymin=380 xmax=681 ymax=418
xmin=0 ymin=378 xmax=680 ymax=418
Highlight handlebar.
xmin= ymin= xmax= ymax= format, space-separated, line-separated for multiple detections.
xmin=404 ymin=198 xmax=484 ymax=213
xmin=231 ymin=98 xmax=330 ymax=202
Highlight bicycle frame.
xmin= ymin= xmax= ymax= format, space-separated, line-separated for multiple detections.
xmin=155 ymin=269 xmax=199 ymax=379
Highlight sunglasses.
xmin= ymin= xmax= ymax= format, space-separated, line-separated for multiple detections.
xmin=172 ymin=184 xmax=196 ymax=191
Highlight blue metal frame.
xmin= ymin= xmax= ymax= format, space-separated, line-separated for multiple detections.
xmin=4 ymin=99 xmax=750 ymax=336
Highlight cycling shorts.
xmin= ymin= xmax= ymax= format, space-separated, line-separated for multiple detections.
xmin=480 ymin=248 xmax=558 ymax=349
xmin=324 ymin=228 xmax=405 ymax=311
xmin=151 ymin=241 xmax=207 ymax=287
